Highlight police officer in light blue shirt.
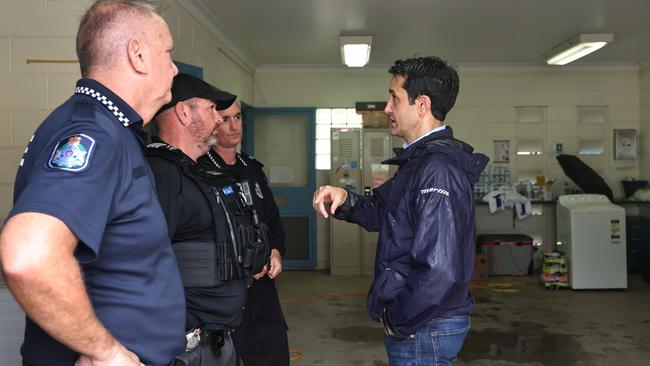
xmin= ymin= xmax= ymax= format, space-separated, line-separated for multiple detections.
xmin=0 ymin=1 xmax=185 ymax=365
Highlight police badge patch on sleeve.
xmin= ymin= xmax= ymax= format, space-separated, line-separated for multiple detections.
xmin=48 ymin=134 xmax=96 ymax=172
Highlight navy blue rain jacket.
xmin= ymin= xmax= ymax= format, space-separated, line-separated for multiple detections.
xmin=336 ymin=126 xmax=488 ymax=336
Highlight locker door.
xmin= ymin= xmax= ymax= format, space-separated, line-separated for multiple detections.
xmin=361 ymin=130 xmax=396 ymax=275
xmin=330 ymin=129 xmax=362 ymax=275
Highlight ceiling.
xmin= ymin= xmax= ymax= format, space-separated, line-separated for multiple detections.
xmin=187 ymin=0 xmax=650 ymax=70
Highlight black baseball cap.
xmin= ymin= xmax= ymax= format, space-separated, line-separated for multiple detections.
xmin=157 ymin=73 xmax=237 ymax=114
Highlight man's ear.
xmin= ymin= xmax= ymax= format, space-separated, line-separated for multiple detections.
xmin=174 ymin=102 xmax=191 ymax=126
xmin=127 ymin=38 xmax=147 ymax=74
xmin=417 ymin=95 xmax=432 ymax=116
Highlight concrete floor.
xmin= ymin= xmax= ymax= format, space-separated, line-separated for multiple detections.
xmin=276 ymin=271 xmax=650 ymax=366
xmin=1 ymin=272 xmax=649 ymax=365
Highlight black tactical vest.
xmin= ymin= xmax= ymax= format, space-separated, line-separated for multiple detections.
xmin=147 ymin=143 xmax=269 ymax=286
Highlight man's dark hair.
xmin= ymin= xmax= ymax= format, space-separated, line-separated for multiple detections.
xmin=388 ymin=56 xmax=459 ymax=121
xmin=76 ymin=0 xmax=158 ymax=77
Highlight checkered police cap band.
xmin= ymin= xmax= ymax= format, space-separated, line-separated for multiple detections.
xmin=75 ymin=86 xmax=133 ymax=127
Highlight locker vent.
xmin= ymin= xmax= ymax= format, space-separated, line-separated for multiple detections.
xmin=370 ymin=137 xmax=386 ymax=158
xmin=339 ymin=139 xmax=354 ymax=157
xmin=339 ymin=241 xmax=356 ymax=265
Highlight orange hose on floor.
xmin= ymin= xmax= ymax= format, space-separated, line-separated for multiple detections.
xmin=289 ymin=348 xmax=303 ymax=361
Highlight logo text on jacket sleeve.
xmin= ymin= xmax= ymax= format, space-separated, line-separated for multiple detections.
xmin=420 ymin=187 xmax=449 ymax=196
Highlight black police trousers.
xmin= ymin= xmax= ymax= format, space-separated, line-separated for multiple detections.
xmin=234 ymin=276 xmax=289 ymax=366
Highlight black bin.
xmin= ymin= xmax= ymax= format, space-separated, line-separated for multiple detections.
xmin=621 ymin=180 xmax=647 ymax=199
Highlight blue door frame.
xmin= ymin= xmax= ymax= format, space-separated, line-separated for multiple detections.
xmin=243 ymin=107 xmax=317 ymax=268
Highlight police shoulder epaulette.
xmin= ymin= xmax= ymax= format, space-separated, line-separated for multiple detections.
xmin=145 ymin=142 xmax=187 ymax=163
xmin=239 ymin=152 xmax=264 ymax=168
xmin=71 ymin=100 xmax=97 ymax=123
xmin=147 ymin=142 xmax=179 ymax=151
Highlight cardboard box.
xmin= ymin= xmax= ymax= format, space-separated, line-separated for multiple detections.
xmin=361 ymin=111 xmax=389 ymax=128
xmin=472 ymin=254 xmax=488 ymax=282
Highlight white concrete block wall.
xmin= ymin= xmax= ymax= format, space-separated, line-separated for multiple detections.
xmin=255 ymin=67 xmax=389 ymax=107
xmin=0 ymin=38 xmax=10 ymax=73
xmin=640 ymin=64 xmax=650 ymax=181
xmin=12 ymin=38 xmax=77 ymax=75
xmin=161 ymin=2 xmax=255 ymax=104
xmin=47 ymin=1 xmax=89 ymax=37
xmin=0 ymin=0 xmax=87 ymax=223
xmin=0 ymin=1 xmax=47 ymax=37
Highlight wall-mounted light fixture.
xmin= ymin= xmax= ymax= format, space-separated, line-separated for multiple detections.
xmin=340 ymin=35 xmax=372 ymax=67
xmin=545 ymin=33 xmax=613 ymax=65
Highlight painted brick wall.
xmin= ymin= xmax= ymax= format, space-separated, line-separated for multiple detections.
xmin=640 ymin=64 xmax=650 ymax=182
xmin=0 ymin=0 xmax=88 ymax=223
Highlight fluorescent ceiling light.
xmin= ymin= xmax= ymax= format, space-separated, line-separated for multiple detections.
xmin=340 ymin=35 xmax=372 ymax=67
xmin=545 ymin=33 xmax=613 ymax=65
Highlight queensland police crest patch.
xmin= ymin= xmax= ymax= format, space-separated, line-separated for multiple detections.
xmin=48 ymin=134 xmax=96 ymax=172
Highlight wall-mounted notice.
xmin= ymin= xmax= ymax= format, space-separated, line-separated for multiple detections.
xmin=494 ymin=140 xmax=510 ymax=163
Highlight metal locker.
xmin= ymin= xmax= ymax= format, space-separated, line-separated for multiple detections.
xmin=329 ymin=127 xmax=401 ymax=276
xmin=330 ymin=129 xmax=362 ymax=275
xmin=360 ymin=130 xmax=397 ymax=275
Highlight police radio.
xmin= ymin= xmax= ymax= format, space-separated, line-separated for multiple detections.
xmin=239 ymin=208 xmax=271 ymax=286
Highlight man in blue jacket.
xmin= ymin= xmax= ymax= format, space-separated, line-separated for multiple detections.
xmin=313 ymin=56 xmax=488 ymax=365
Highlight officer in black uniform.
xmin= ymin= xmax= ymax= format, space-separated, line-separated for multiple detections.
xmin=147 ymin=73 xmax=269 ymax=366
xmin=200 ymin=101 xmax=290 ymax=366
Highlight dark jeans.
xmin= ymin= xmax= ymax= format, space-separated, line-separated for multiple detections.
xmin=384 ymin=315 xmax=470 ymax=366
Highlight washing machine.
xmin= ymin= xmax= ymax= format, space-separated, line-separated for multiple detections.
xmin=556 ymin=194 xmax=627 ymax=289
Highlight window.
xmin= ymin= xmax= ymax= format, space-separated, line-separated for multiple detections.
xmin=516 ymin=140 xmax=544 ymax=155
xmin=315 ymin=108 xmax=363 ymax=169
xmin=516 ymin=106 xmax=546 ymax=123
xmin=578 ymin=106 xmax=607 ymax=124
xmin=578 ymin=139 xmax=604 ymax=155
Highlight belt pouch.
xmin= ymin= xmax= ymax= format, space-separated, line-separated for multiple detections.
xmin=216 ymin=241 xmax=232 ymax=281
xmin=173 ymin=241 xmax=217 ymax=287
xmin=172 ymin=347 xmax=201 ymax=366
